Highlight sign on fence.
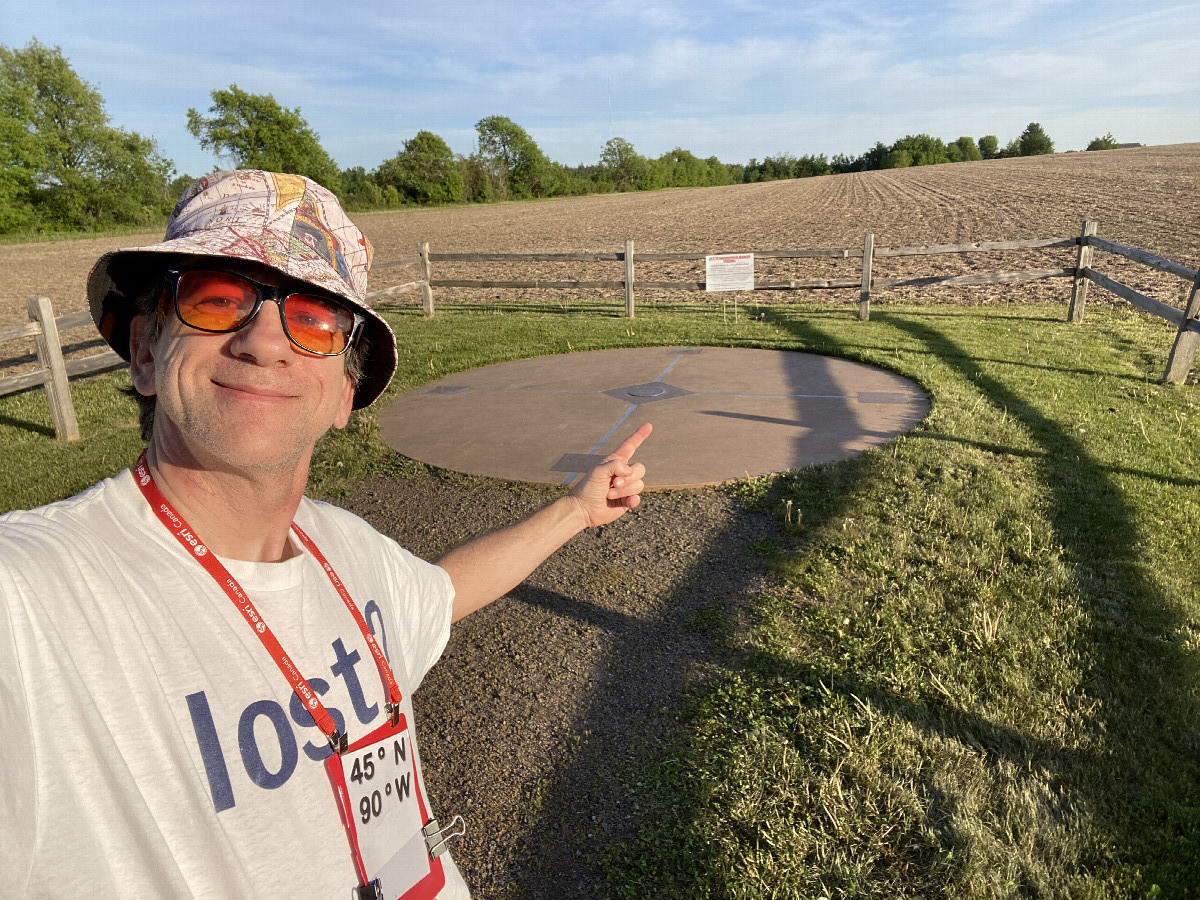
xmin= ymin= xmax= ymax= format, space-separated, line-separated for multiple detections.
xmin=705 ymin=253 xmax=754 ymax=292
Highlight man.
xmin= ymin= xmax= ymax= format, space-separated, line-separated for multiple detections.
xmin=0 ymin=170 xmax=649 ymax=898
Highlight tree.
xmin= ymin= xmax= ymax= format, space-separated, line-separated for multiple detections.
xmin=599 ymin=137 xmax=649 ymax=191
xmin=0 ymin=49 xmax=42 ymax=230
xmin=475 ymin=115 xmax=551 ymax=199
xmin=187 ymin=85 xmax=341 ymax=194
xmin=951 ymin=136 xmax=982 ymax=162
xmin=999 ymin=138 xmax=1021 ymax=158
xmin=0 ymin=39 xmax=174 ymax=232
xmin=653 ymin=147 xmax=733 ymax=187
xmin=860 ymin=141 xmax=891 ymax=171
xmin=1086 ymin=133 xmax=1120 ymax=151
xmin=978 ymin=135 xmax=999 ymax=160
xmin=793 ymin=154 xmax=831 ymax=178
xmin=339 ymin=166 xmax=384 ymax=210
xmin=375 ymin=130 xmax=464 ymax=205
xmin=744 ymin=153 xmax=827 ymax=182
xmin=1017 ymin=122 xmax=1054 ymax=156
xmin=830 ymin=152 xmax=859 ymax=174
xmin=885 ymin=134 xmax=950 ymax=167
xmin=456 ymin=151 xmax=499 ymax=203
xmin=77 ymin=129 xmax=177 ymax=227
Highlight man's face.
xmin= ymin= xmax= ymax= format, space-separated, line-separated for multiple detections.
xmin=129 ymin=260 xmax=356 ymax=476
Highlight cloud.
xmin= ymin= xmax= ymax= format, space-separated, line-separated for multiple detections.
xmin=6 ymin=0 xmax=1199 ymax=176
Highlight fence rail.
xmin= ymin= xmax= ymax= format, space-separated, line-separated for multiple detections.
xmin=0 ymin=299 xmax=123 ymax=440
xmin=375 ymin=221 xmax=1199 ymax=382
xmin=397 ymin=236 xmax=1086 ymax=308
xmin=4 ymin=220 xmax=1198 ymax=442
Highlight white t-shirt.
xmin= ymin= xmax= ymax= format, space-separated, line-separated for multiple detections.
xmin=0 ymin=470 xmax=470 ymax=899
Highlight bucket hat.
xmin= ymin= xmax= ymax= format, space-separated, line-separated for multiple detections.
xmin=87 ymin=169 xmax=397 ymax=410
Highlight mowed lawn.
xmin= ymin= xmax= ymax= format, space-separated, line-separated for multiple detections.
xmin=2 ymin=297 xmax=1198 ymax=898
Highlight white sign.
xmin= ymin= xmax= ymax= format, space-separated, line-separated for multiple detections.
xmin=705 ymin=253 xmax=755 ymax=292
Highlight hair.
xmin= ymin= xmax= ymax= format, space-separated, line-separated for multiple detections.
xmin=125 ymin=270 xmax=367 ymax=442
xmin=125 ymin=280 xmax=167 ymax=442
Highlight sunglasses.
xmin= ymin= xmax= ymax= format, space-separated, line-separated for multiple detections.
xmin=166 ymin=268 xmax=364 ymax=357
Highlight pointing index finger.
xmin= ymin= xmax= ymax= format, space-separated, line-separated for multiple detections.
xmin=606 ymin=422 xmax=653 ymax=464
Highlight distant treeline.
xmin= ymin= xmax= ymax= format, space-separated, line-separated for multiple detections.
xmin=2 ymin=38 xmax=1121 ymax=235
xmin=339 ymin=124 xmax=1059 ymax=211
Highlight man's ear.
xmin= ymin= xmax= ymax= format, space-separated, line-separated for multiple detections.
xmin=332 ymin=373 xmax=354 ymax=430
xmin=128 ymin=314 xmax=157 ymax=398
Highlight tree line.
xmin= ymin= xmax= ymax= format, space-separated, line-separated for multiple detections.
xmin=2 ymin=39 xmax=1122 ymax=236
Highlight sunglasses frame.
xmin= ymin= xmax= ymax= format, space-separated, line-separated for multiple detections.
xmin=165 ymin=267 xmax=365 ymax=357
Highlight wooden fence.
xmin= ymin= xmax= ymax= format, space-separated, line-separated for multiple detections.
xmin=374 ymin=221 xmax=1200 ymax=382
xmin=3 ymin=220 xmax=1198 ymax=441
xmin=0 ymin=298 xmax=122 ymax=440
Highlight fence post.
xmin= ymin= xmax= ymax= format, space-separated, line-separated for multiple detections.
xmin=27 ymin=296 xmax=80 ymax=442
xmin=418 ymin=242 xmax=434 ymax=317
xmin=624 ymin=240 xmax=635 ymax=318
xmin=1069 ymin=220 xmax=1097 ymax=323
xmin=1162 ymin=272 xmax=1200 ymax=384
xmin=858 ymin=233 xmax=874 ymax=321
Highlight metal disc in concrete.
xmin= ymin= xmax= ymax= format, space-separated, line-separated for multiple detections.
xmin=378 ymin=347 xmax=929 ymax=489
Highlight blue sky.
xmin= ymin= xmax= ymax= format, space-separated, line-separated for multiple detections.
xmin=4 ymin=0 xmax=1198 ymax=178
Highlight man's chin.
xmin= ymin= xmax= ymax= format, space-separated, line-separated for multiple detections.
xmin=157 ymin=426 xmax=318 ymax=477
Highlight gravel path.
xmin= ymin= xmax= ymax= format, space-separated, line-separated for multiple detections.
xmin=340 ymin=467 xmax=780 ymax=897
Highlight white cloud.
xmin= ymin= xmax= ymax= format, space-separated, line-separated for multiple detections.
xmin=5 ymin=0 xmax=1198 ymax=176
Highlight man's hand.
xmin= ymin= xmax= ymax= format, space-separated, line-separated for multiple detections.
xmin=439 ymin=422 xmax=652 ymax=622
xmin=568 ymin=422 xmax=652 ymax=528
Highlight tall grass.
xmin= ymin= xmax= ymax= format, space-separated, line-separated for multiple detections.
xmin=1 ymin=299 xmax=1196 ymax=897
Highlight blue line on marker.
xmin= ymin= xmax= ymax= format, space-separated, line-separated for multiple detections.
xmin=654 ymin=353 xmax=686 ymax=382
xmin=562 ymin=404 xmax=637 ymax=486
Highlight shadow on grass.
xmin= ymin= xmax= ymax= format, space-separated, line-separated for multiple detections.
xmin=0 ymin=411 xmax=54 ymax=438
xmin=918 ymin=431 xmax=1200 ymax=489
xmin=526 ymin=308 xmax=1196 ymax=895
xmin=881 ymin=314 xmax=1200 ymax=890
xmin=404 ymin=306 xmax=1197 ymax=897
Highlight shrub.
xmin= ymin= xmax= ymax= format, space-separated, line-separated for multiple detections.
xmin=1086 ymin=133 xmax=1120 ymax=151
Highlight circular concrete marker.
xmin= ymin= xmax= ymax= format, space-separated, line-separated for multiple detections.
xmin=379 ymin=347 xmax=929 ymax=489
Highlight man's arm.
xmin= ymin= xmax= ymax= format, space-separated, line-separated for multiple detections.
xmin=437 ymin=423 xmax=651 ymax=622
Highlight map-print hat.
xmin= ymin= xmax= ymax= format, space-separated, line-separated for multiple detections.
xmin=87 ymin=169 xmax=397 ymax=410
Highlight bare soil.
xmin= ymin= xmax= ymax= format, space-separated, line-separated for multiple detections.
xmin=4 ymin=146 xmax=1200 ymax=897
xmin=3 ymin=144 xmax=1199 ymax=375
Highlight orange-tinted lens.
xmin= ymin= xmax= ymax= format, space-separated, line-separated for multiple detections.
xmin=176 ymin=271 xmax=258 ymax=332
xmin=283 ymin=294 xmax=356 ymax=355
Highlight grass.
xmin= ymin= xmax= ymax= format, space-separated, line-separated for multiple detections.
xmin=2 ymin=298 xmax=1198 ymax=897
xmin=0 ymin=221 xmax=164 ymax=245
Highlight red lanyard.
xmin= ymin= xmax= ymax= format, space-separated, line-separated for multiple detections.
xmin=132 ymin=452 xmax=402 ymax=750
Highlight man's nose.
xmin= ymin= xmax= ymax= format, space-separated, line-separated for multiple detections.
xmin=230 ymin=299 xmax=293 ymax=361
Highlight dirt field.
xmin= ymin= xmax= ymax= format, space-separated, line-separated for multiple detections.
xmin=3 ymin=143 xmax=1199 ymax=373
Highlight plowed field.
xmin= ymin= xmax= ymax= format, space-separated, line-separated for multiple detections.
xmin=3 ymin=143 xmax=1199 ymax=374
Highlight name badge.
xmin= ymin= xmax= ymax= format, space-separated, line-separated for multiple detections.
xmin=326 ymin=715 xmax=445 ymax=899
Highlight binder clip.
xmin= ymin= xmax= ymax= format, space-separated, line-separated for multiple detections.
xmin=422 ymin=815 xmax=466 ymax=859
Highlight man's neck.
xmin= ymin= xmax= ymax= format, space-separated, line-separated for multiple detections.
xmin=144 ymin=442 xmax=310 ymax=563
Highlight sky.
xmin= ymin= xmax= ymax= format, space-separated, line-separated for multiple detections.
xmin=3 ymin=0 xmax=1199 ymax=179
